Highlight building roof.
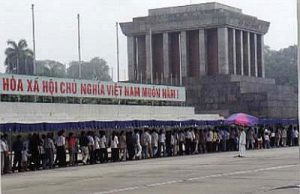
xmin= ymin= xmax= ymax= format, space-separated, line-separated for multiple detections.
xmin=120 ymin=2 xmax=270 ymax=36
xmin=148 ymin=2 xmax=242 ymax=16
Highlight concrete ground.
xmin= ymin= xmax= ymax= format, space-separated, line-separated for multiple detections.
xmin=1 ymin=147 xmax=300 ymax=194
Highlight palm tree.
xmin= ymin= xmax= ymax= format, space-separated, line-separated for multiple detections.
xmin=4 ymin=39 xmax=34 ymax=74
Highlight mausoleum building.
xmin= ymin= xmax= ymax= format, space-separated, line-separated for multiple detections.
xmin=120 ymin=2 xmax=297 ymax=118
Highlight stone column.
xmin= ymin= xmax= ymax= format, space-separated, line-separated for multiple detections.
xmin=261 ymin=35 xmax=265 ymax=78
xmin=199 ymin=29 xmax=206 ymax=75
xmin=232 ymin=29 xmax=237 ymax=74
xmin=217 ymin=27 xmax=229 ymax=74
xmin=146 ymin=32 xmax=153 ymax=83
xmin=253 ymin=33 xmax=258 ymax=77
xmin=257 ymin=34 xmax=265 ymax=78
xmin=127 ymin=36 xmax=135 ymax=81
xmin=239 ymin=30 xmax=244 ymax=75
xmin=163 ymin=32 xmax=170 ymax=81
xmin=180 ymin=31 xmax=187 ymax=85
xmin=246 ymin=31 xmax=251 ymax=76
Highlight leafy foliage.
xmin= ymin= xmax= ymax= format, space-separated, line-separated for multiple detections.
xmin=4 ymin=39 xmax=34 ymax=75
xmin=67 ymin=57 xmax=111 ymax=81
xmin=36 ymin=60 xmax=66 ymax=78
xmin=264 ymin=45 xmax=297 ymax=89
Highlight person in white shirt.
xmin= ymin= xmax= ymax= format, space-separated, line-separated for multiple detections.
xmin=206 ymin=129 xmax=213 ymax=153
xmin=178 ymin=130 xmax=185 ymax=155
xmin=281 ymin=128 xmax=287 ymax=147
xmin=270 ymin=129 xmax=276 ymax=148
xmin=87 ymin=131 xmax=95 ymax=164
xmin=185 ymin=129 xmax=191 ymax=155
xmin=170 ymin=131 xmax=176 ymax=156
xmin=238 ymin=128 xmax=246 ymax=157
xmin=264 ymin=129 xmax=270 ymax=149
xmin=119 ymin=131 xmax=127 ymax=161
xmin=111 ymin=131 xmax=119 ymax=162
xmin=145 ymin=130 xmax=152 ymax=158
xmin=140 ymin=130 xmax=148 ymax=159
xmin=44 ymin=133 xmax=55 ymax=168
xmin=151 ymin=130 xmax=159 ymax=157
xmin=193 ymin=129 xmax=199 ymax=154
xmin=141 ymin=129 xmax=152 ymax=159
xmin=293 ymin=127 xmax=299 ymax=146
xmin=173 ymin=130 xmax=179 ymax=155
xmin=99 ymin=131 xmax=108 ymax=163
xmin=94 ymin=133 xmax=100 ymax=163
xmin=56 ymin=130 xmax=66 ymax=167
xmin=159 ymin=129 xmax=166 ymax=157
xmin=1 ymin=135 xmax=8 ymax=174
xmin=134 ymin=129 xmax=142 ymax=159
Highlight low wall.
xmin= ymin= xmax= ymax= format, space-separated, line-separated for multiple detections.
xmin=0 ymin=102 xmax=222 ymax=123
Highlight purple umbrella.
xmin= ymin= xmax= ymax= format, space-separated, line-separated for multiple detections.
xmin=224 ymin=113 xmax=258 ymax=126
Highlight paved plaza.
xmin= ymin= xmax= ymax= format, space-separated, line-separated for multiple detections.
xmin=1 ymin=147 xmax=300 ymax=194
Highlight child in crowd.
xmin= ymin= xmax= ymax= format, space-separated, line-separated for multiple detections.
xmin=21 ymin=146 xmax=31 ymax=171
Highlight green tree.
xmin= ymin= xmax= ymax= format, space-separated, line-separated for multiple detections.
xmin=36 ymin=60 xmax=66 ymax=78
xmin=265 ymin=45 xmax=297 ymax=89
xmin=67 ymin=57 xmax=111 ymax=81
xmin=4 ymin=39 xmax=34 ymax=75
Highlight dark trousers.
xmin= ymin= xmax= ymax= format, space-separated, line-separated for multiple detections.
xmin=94 ymin=149 xmax=100 ymax=162
xmin=13 ymin=152 xmax=22 ymax=171
xmin=4 ymin=153 xmax=10 ymax=173
xmin=179 ymin=142 xmax=184 ymax=155
xmin=40 ymin=154 xmax=47 ymax=169
xmin=229 ymin=139 xmax=236 ymax=151
xmin=111 ymin=148 xmax=119 ymax=162
xmin=56 ymin=146 xmax=66 ymax=167
xmin=30 ymin=151 xmax=40 ymax=170
xmin=128 ymin=145 xmax=135 ymax=160
xmin=206 ymin=142 xmax=213 ymax=153
xmin=142 ymin=145 xmax=148 ymax=159
xmin=89 ymin=147 xmax=95 ymax=164
xmin=199 ymin=143 xmax=206 ymax=153
xmin=185 ymin=139 xmax=192 ymax=155
xmin=166 ymin=143 xmax=171 ymax=156
xmin=294 ymin=138 xmax=299 ymax=146
xmin=191 ymin=142 xmax=196 ymax=153
xmin=45 ymin=148 xmax=54 ymax=168
xmin=99 ymin=148 xmax=108 ymax=163
xmin=270 ymin=137 xmax=275 ymax=147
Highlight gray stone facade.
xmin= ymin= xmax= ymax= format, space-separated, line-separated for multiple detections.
xmin=184 ymin=75 xmax=297 ymax=118
xmin=120 ymin=2 xmax=297 ymax=119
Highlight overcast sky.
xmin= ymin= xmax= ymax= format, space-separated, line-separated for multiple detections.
xmin=0 ymin=0 xmax=297 ymax=80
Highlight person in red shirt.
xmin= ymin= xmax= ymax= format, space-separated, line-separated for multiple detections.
xmin=68 ymin=132 xmax=76 ymax=166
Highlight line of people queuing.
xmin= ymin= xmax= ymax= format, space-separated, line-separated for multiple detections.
xmin=1 ymin=125 xmax=299 ymax=174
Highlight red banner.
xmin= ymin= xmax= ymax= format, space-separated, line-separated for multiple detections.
xmin=0 ymin=74 xmax=186 ymax=102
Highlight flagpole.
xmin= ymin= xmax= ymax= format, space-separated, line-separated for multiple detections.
xmin=31 ymin=4 xmax=36 ymax=75
xmin=116 ymin=22 xmax=120 ymax=82
xmin=77 ymin=13 xmax=82 ymax=79
xmin=297 ymin=0 xmax=300 ymax=159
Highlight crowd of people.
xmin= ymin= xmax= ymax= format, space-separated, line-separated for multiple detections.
xmin=0 ymin=125 xmax=299 ymax=175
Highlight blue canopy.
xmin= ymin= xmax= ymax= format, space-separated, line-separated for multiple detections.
xmin=258 ymin=118 xmax=298 ymax=125
xmin=0 ymin=120 xmax=224 ymax=133
xmin=0 ymin=118 xmax=297 ymax=133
